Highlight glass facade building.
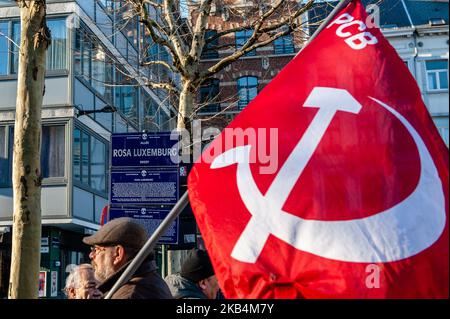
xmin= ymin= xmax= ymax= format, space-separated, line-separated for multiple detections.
xmin=0 ymin=0 xmax=176 ymax=298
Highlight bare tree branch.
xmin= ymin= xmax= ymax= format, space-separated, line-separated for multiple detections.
xmin=188 ymin=0 xmax=214 ymax=61
xmin=124 ymin=0 xmax=323 ymax=130
xmin=141 ymin=59 xmax=178 ymax=73
xmin=202 ymin=0 xmax=316 ymax=79
xmin=162 ymin=0 xmax=190 ymax=61
xmin=130 ymin=0 xmax=185 ymax=74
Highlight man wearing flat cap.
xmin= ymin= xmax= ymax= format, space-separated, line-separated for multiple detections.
xmin=83 ymin=217 xmax=172 ymax=299
xmin=165 ymin=248 xmax=220 ymax=299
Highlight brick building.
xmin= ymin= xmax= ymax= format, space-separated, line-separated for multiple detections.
xmin=189 ymin=0 xmax=306 ymax=128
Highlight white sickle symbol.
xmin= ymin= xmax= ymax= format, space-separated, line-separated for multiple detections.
xmin=211 ymin=87 xmax=446 ymax=263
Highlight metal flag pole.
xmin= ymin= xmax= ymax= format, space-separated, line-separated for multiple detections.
xmin=299 ymin=0 xmax=352 ymax=54
xmin=103 ymin=0 xmax=352 ymax=299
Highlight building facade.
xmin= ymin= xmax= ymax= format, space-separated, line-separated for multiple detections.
xmin=194 ymin=0 xmax=304 ymax=127
xmin=0 ymin=0 xmax=176 ymax=298
xmin=196 ymin=0 xmax=449 ymax=145
xmin=380 ymin=0 xmax=449 ymax=146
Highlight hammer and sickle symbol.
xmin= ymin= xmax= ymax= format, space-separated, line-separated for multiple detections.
xmin=211 ymin=87 xmax=446 ymax=263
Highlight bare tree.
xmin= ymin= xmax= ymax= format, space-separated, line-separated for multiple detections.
xmin=123 ymin=0 xmax=317 ymax=131
xmin=114 ymin=0 xmax=318 ymax=275
xmin=8 ymin=0 xmax=50 ymax=299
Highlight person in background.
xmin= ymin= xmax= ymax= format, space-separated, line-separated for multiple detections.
xmin=165 ymin=248 xmax=220 ymax=299
xmin=64 ymin=264 xmax=102 ymax=299
xmin=83 ymin=217 xmax=173 ymax=299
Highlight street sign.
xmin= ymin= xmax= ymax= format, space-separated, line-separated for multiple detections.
xmin=111 ymin=132 xmax=179 ymax=167
xmin=110 ymin=168 xmax=179 ymax=205
xmin=109 ymin=132 xmax=181 ymax=245
xmin=109 ymin=206 xmax=179 ymax=244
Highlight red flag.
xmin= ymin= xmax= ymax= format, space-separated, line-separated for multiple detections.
xmin=188 ymin=0 xmax=449 ymax=298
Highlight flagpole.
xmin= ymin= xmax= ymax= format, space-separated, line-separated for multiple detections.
xmin=298 ymin=0 xmax=352 ymax=55
xmin=103 ymin=0 xmax=352 ymax=299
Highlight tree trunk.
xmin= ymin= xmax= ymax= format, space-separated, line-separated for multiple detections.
xmin=168 ymin=80 xmax=196 ymax=276
xmin=176 ymin=80 xmax=195 ymax=131
xmin=8 ymin=0 xmax=50 ymax=299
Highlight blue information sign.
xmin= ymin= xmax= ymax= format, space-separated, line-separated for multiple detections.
xmin=109 ymin=206 xmax=178 ymax=244
xmin=110 ymin=168 xmax=179 ymax=205
xmin=109 ymin=132 xmax=181 ymax=245
xmin=111 ymin=132 xmax=180 ymax=167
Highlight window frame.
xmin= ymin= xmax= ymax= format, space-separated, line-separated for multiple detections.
xmin=114 ymin=1 xmax=140 ymax=51
xmin=273 ymin=34 xmax=295 ymax=55
xmin=74 ymin=22 xmax=117 ymax=114
xmin=72 ymin=123 xmax=109 ymax=197
xmin=0 ymin=125 xmax=12 ymax=187
xmin=10 ymin=20 xmax=20 ymax=74
xmin=237 ymin=76 xmax=258 ymax=109
xmin=433 ymin=116 xmax=449 ymax=147
xmin=235 ymin=29 xmax=256 ymax=57
xmin=425 ymin=59 xmax=449 ymax=92
xmin=0 ymin=122 xmax=68 ymax=188
xmin=45 ymin=19 xmax=69 ymax=71
xmin=41 ymin=124 xmax=67 ymax=180
xmin=0 ymin=16 xmax=69 ymax=78
xmin=0 ymin=20 xmax=10 ymax=76
xmin=202 ymin=29 xmax=219 ymax=59
xmin=199 ymin=78 xmax=220 ymax=113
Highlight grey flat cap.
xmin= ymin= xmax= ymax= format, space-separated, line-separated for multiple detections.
xmin=83 ymin=217 xmax=147 ymax=250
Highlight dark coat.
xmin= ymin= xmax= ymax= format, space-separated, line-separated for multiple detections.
xmin=164 ymin=274 xmax=207 ymax=299
xmin=98 ymin=260 xmax=173 ymax=299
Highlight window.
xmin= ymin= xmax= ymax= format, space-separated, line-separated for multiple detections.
xmin=46 ymin=19 xmax=67 ymax=70
xmin=92 ymin=43 xmax=106 ymax=96
xmin=11 ymin=21 xmax=20 ymax=74
xmin=105 ymin=57 xmax=114 ymax=103
xmin=141 ymin=92 xmax=160 ymax=131
xmin=202 ymin=30 xmax=219 ymax=59
xmin=433 ymin=117 xmax=449 ymax=147
xmin=73 ymin=128 xmax=81 ymax=181
xmin=273 ymin=34 xmax=294 ymax=54
xmin=78 ymin=28 xmax=92 ymax=83
xmin=122 ymin=86 xmax=137 ymax=116
xmin=147 ymin=41 xmax=160 ymax=62
xmin=0 ymin=18 xmax=67 ymax=75
xmin=0 ymin=22 xmax=8 ymax=75
xmin=73 ymin=127 xmax=107 ymax=193
xmin=115 ymin=67 xmax=138 ymax=121
xmin=116 ymin=2 xmax=139 ymax=49
xmin=100 ymin=0 xmax=115 ymax=15
xmin=0 ymin=126 xmax=13 ymax=186
xmin=235 ymin=29 xmax=256 ymax=56
xmin=1 ymin=125 xmax=65 ymax=186
xmin=90 ymin=136 xmax=106 ymax=192
xmin=237 ymin=76 xmax=258 ymax=109
xmin=124 ymin=16 xmax=139 ymax=48
xmin=426 ymin=60 xmax=448 ymax=91
xmin=74 ymin=29 xmax=82 ymax=76
xmin=41 ymin=126 xmax=65 ymax=178
xmin=199 ymin=79 xmax=220 ymax=113
xmin=74 ymin=25 xmax=113 ymax=103
xmin=0 ymin=127 xmax=7 ymax=185
xmin=82 ymin=131 xmax=90 ymax=184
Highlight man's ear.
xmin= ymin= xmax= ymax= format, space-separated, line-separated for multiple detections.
xmin=198 ymin=278 xmax=208 ymax=290
xmin=67 ymin=287 xmax=76 ymax=299
xmin=113 ymin=245 xmax=126 ymax=265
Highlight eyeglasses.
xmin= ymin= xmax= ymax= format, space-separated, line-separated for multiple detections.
xmin=90 ymin=246 xmax=108 ymax=255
